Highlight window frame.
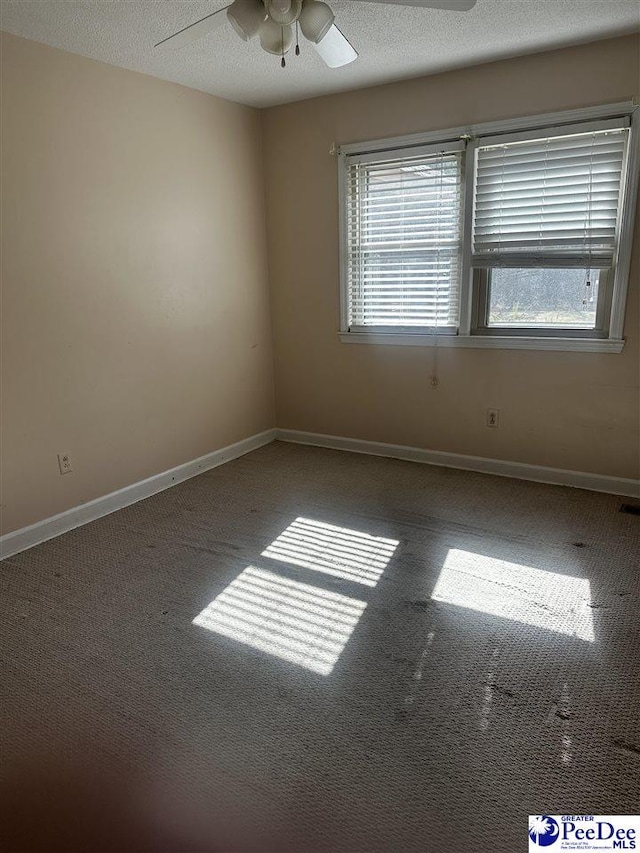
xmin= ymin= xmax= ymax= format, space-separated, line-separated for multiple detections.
xmin=337 ymin=101 xmax=639 ymax=353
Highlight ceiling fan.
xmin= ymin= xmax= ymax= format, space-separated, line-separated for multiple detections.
xmin=155 ymin=0 xmax=477 ymax=69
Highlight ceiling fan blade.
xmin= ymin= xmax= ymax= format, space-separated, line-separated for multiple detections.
xmin=351 ymin=0 xmax=477 ymax=9
xmin=154 ymin=5 xmax=230 ymax=51
xmin=314 ymin=25 xmax=358 ymax=68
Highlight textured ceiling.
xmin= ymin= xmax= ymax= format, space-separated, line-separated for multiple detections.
xmin=1 ymin=0 xmax=638 ymax=108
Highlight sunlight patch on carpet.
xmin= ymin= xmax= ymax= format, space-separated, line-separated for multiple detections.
xmin=193 ymin=565 xmax=367 ymax=675
xmin=433 ymin=549 xmax=594 ymax=642
xmin=261 ymin=516 xmax=398 ymax=587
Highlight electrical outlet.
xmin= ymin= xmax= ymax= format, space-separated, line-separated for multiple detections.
xmin=487 ymin=409 xmax=500 ymax=428
xmin=57 ymin=452 xmax=73 ymax=474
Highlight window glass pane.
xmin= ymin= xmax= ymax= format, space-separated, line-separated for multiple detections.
xmin=488 ymin=268 xmax=600 ymax=328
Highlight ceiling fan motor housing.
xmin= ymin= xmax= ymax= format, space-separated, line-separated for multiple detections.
xmin=265 ymin=0 xmax=303 ymax=26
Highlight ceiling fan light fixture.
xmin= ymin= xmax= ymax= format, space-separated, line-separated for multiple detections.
xmin=299 ymin=0 xmax=335 ymax=44
xmin=266 ymin=0 xmax=304 ymax=26
xmin=259 ymin=19 xmax=293 ymax=55
xmin=227 ymin=0 xmax=266 ymax=41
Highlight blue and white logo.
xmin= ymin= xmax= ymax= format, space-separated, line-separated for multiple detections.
xmin=529 ymin=815 xmax=639 ymax=851
xmin=529 ymin=816 xmax=560 ymax=847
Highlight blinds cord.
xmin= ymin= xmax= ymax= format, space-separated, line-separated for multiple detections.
xmin=583 ymin=133 xmax=596 ymax=308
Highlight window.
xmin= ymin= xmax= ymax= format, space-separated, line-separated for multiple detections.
xmin=338 ymin=103 xmax=638 ymax=352
xmin=471 ymin=122 xmax=627 ymax=339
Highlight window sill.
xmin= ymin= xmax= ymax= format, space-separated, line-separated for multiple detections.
xmin=338 ymin=332 xmax=625 ymax=353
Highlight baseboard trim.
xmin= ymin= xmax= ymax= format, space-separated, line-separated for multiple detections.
xmin=0 ymin=429 xmax=277 ymax=560
xmin=4 ymin=426 xmax=636 ymax=560
xmin=275 ymin=429 xmax=640 ymax=498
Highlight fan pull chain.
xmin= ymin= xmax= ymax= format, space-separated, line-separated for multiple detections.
xmin=281 ymin=27 xmax=286 ymax=67
xmin=295 ymin=22 xmax=300 ymax=56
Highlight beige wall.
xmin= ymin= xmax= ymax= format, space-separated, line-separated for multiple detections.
xmin=1 ymin=33 xmax=274 ymax=535
xmin=262 ymin=34 xmax=640 ymax=481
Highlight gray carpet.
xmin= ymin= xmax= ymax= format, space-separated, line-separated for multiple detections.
xmin=1 ymin=441 xmax=639 ymax=852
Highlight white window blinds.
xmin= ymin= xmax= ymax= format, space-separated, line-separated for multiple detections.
xmin=472 ymin=121 xmax=630 ymax=269
xmin=345 ymin=145 xmax=464 ymax=330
